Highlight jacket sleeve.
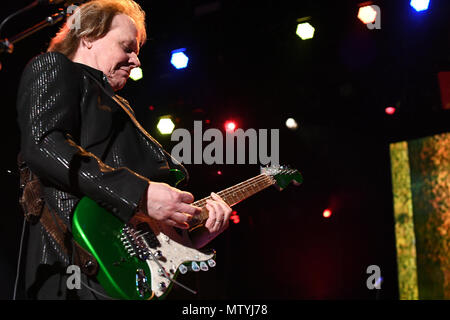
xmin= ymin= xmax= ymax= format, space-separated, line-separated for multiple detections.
xmin=17 ymin=52 xmax=149 ymax=223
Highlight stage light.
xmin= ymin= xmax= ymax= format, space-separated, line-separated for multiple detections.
xmin=230 ymin=210 xmax=240 ymax=224
xmin=410 ymin=0 xmax=430 ymax=12
xmin=224 ymin=120 xmax=237 ymax=132
xmin=385 ymin=107 xmax=396 ymax=115
xmin=296 ymin=22 xmax=315 ymax=40
xmin=358 ymin=5 xmax=378 ymax=24
xmin=217 ymin=170 xmax=222 ymax=175
xmin=323 ymin=209 xmax=332 ymax=218
xmin=230 ymin=215 xmax=240 ymax=224
xmin=285 ymin=118 xmax=298 ymax=130
xmin=157 ymin=116 xmax=175 ymax=135
xmin=170 ymin=48 xmax=189 ymax=69
xmin=129 ymin=67 xmax=143 ymax=81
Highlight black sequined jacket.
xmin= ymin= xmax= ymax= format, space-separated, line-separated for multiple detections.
xmin=16 ymin=51 xmax=186 ymax=299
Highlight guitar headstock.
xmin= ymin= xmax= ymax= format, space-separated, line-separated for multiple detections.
xmin=261 ymin=165 xmax=303 ymax=190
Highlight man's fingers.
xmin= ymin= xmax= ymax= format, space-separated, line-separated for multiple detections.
xmin=210 ymin=192 xmax=226 ymax=204
xmin=166 ymin=218 xmax=189 ymax=230
xmin=207 ymin=199 xmax=221 ymax=217
xmin=205 ymin=203 xmax=216 ymax=230
xmin=177 ymin=203 xmax=202 ymax=216
xmin=179 ymin=191 xmax=195 ymax=203
xmin=208 ymin=200 xmax=226 ymax=232
xmin=172 ymin=211 xmax=194 ymax=224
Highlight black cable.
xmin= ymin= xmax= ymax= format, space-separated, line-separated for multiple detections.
xmin=80 ymin=279 xmax=116 ymax=300
xmin=0 ymin=1 xmax=40 ymax=38
xmin=12 ymin=217 xmax=27 ymax=300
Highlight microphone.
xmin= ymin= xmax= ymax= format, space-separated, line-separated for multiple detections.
xmin=0 ymin=0 xmax=88 ymax=56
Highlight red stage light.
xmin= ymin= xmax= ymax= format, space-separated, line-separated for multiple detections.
xmin=323 ymin=209 xmax=332 ymax=218
xmin=224 ymin=120 xmax=237 ymax=132
xmin=385 ymin=107 xmax=396 ymax=115
xmin=230 ymin=210 xmax=240 ymax=224
xmin=231 ymin=216 xmax=240 ymax=224
xmin=358 ymin=5 xmax=378 ymax=24
xmin=217 ymin=170 xmax=222 ymax=175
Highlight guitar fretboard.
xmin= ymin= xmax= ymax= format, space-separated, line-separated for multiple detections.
xmin=188 ymin=174 xmax=276 ymax=229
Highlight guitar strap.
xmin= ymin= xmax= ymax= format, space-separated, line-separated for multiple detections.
xmin=83 ymin=72 xmax=189 ymax=182
xmin=17 ymin=153 xmax=99 ymax=277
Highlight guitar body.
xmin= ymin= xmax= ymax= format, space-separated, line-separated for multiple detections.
xmin=71 ymin=165 xmax=303 ymax=300
xmin=71 ymin=170 xmax=215 ymax=300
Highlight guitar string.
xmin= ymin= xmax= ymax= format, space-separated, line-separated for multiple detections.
xmin=194 ymin=168 xmax=296 ymax=207
xmin=218 ymin=174 xmax=272 ymax=200
xmin=135 ymin=173 xmax=280 ymax=231
xmin=213 ymin=169 xmax=297 ymax=203
xmin=194 ymin=174 xmax=275 ymax=211
xmin=189 ymin=174 xmax=276 ymax=225
xmin=216 ymin=175 xmax=274 ymax=205
xmin=193 ymin=174 xmax=272 ymax=208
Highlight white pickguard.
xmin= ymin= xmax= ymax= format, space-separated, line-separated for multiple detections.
xmin=139 ymin=218 xmax=214 ymax=298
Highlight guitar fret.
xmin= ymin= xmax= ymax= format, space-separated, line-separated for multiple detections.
xmin=188 ymin=174 xmax=276 ymax=229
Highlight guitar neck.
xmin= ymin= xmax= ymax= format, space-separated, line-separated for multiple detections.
xmin=188 ymin=174 xmax=276 ymax=229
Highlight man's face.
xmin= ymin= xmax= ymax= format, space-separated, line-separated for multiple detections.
xmin=87 ymin=14 xmax=141 ymax=91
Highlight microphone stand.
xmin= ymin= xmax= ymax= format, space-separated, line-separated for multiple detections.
xmin=0 ymin=1 xmax=69 ymax=70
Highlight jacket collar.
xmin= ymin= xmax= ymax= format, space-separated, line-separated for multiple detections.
xmin=75 ymin=62 xmax=115 ymax=96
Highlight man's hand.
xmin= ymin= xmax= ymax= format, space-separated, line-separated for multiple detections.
xmin=204 ymin=192 xmax=233 ymax=234
xmin=145 ymin=181 xmax=201 ymax=229
xmin=190 ymin=192 xmax=233 ymax=248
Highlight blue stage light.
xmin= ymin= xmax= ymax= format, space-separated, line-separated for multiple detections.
xmin=410 ymin=0 xmax=430 ymax=12
xmin=170 ymin=48 xmax=189 ymax=69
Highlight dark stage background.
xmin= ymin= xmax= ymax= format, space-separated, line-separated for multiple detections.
xmin=1 ymin=0 xmax=449 ymax=300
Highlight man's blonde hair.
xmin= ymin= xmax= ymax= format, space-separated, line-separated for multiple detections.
xmin=47 ymin=0 xmax=146 ymax=59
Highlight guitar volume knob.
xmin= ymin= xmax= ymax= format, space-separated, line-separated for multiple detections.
xmin=207 ymin=259 xmax=216 ymax=267
xmin=158 ymin=282 xmax=167 ymax=290
xmin=191 ymin=261 xmax=200 ymax=272
xmin=200 ymin=261 xmax=209 ymax=271
xmin=178 ymin=264 xmax=188 ymax=274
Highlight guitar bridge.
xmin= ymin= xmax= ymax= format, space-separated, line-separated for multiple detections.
xmin=120 ymin=224 xmax=151 ymax=260
xmin=136 ymin=222 xmax=161 ymax=248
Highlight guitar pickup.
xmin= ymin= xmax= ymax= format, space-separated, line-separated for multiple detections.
xmin=136 ymin=222 xmax=161 ymax=248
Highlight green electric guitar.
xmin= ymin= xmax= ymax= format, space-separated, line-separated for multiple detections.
xmin=71 ymin=165 xmax=303 ymax=300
